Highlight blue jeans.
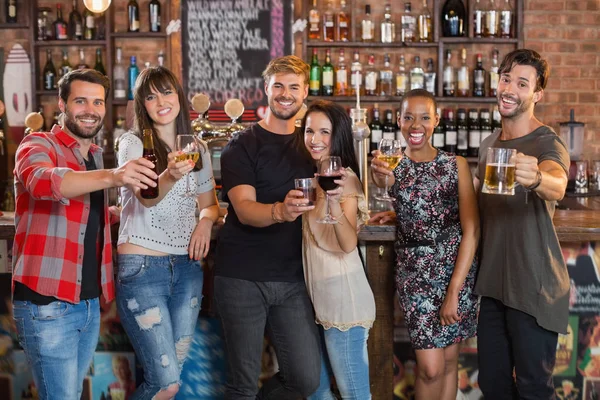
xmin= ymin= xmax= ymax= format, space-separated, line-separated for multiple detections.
xmin=116 ymin=254 xmax=203 ymax=400
xmin=213 ymin=276 xmax=321 ymax=400
xmin=12 ymin=298 xmax=100 ymax=400
xmin=309 ymin=325 xmax=371 ymax=400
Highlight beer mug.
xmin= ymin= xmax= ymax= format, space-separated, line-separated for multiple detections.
xmin=482 ymin=147 xmax=517 ymax=195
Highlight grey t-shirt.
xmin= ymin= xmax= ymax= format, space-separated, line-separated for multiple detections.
xmin=475 ymin=125 xmax=571 ymax=334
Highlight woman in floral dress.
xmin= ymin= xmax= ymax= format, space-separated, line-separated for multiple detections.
xmin=371 ymin=89 xmax=480 ymax=400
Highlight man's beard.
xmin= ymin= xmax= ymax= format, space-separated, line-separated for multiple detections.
xmin=497 ymin=93 xmax=534 ymax=119
xmin=63 ymin=108 xmax=103 ymax=139
xmin=268 ymin=96 xmax=302 ymax=121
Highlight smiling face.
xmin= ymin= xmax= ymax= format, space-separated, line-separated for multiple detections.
xmin=497 ymin=63 xmax=543 ymax=119
xmin=59 ymin=80 xmax=106 ymax=140
xmin=143 ymin=84 xmax=180 ymax=129
xmin=265 ymin=72 xmax=307 ymax=121
xmin=304 ymin=111 xmax=333 ymax=161
xmin=398 ymin=96 xmax=439 ymax=150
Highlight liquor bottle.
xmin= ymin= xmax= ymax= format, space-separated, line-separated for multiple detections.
xmin=157 ymin=50 xmax=165 ymax=67
xmin=96 ymin=12 xmax=106 ymax=39
xmin=379 ymin=54 xmax=393 ymax=96
xmin=432 ymin=108 xmax=445 ymax=149
xmin=308 ymin=0 xmax=320 ymax=40
xmin=6 ymin=0 xmax=17 ymax=23
xmin=335 ymin=49 xmax=348 ymax=96
xmin=457 ymin=48 xmax=469 ymax=97
xmin=149 ymin=0 xmax=161 ymax=32
xmin=401 ymin=2 xmax=416 ymax=43
xmin=361 ymin=4 xmax=374 ymax=42
xmin=499 ymin=0 xmax=513 ymax=38
xmin=395 ymin=55 xmax=409 ymax=96
xmin=141 ymin=129 xmax=159 ymax=199
xmin=417 ymin=0 xmax=433 ymax=43
xmin=479 ymin=108 xmax=493 ymax=143
xmin=369 ymin=104 xmax=383 ymax=152
xmin=410 ymin=56 xmax=424 ymax=90
xmin=321 ymin=49 xmax=334 ymax=96
xmin=76 ymin=48 xmax=89 ymax=69
xmin=128 ymin=0 xmax=140 ymax=32
xmin=424 ymin=58 xmax=436 ymax=95
xmin=381 ymin=4 xmax=395 ymax=43
xmin=473 ymin=0 xmax=484 ymax=38
xmin=67 ymin=0 xmax=83 ymax=40
xmin=467 ymin=108 xmax=480 ymax=157
xmin=113 ymin=47 xmax=127 ymax=100
xmin=441 ymin=0 xmax=466 ymax=37
xmin=42 ymin=49 xmax=57 ymax=90
xmin=473 ymin=53 xmax=486 ymax=97
xmin=94 ymin=48 xmax=106 ymax=75
xmin=492 ymin=105 xmax=502 ymax=130
xmin=322 ymin=0 xmax=335 ymax=42
xmin=444 ymin=109 xmax=457 ymax=154
xmin=53 ymin=4 xmax=68 ymax=40
xmin=364 ymin=54 xmax=378 ymax=96
xmin=489 ymin=49 xmax=499 ymax=97
xmin=309 ymin=49 xmax=321 ymax=95
xmin=383 ymin=109 xmax=396 ymax=140
xmin=59 ymin=50 xmax=73 ymax=80
xmin=456 ymin=108 xmax=468 ymax=157
xmin=128 ymin=56 xmax=139 ymax=100
xmin=336 ymin=0 xmax=350 ymax=41
xmin=83 ymin=8 xmax=95 ymax=40
xmin=443 ymin=49 xmax=455 ymax=97
xmin=485 ymin=0 xmax=500 ymax=38
xmin=350 ymin=50 xmax=363 ymax=96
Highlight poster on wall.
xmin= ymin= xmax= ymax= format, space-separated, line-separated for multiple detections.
xmin=182 ymin=0 xmax=293 ymax=122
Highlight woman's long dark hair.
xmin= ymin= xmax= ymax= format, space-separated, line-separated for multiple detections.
xmin=133 ymin=66 xmax=203 ymax=173
xmin=300 ymin=100 xmax=361 ymax=181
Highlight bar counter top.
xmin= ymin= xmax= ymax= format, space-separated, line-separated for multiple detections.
xmin=1 ymin=209 xmax=599 ymax=242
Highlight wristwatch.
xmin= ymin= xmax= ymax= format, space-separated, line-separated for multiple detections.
xmin=526 ymin=170 xmax=543 ymax=190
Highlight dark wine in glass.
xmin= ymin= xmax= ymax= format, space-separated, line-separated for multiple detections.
xmin=317 ymin=175 xmax=342 ymax=191
xmin=316 ymin=156 xmax=342 ymax=224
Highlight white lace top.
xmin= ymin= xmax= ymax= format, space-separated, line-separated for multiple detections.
xmin=117 ymin=132 xmax=215 ymax=254
xmin=302 ymin=169 xmax=376 ymax=331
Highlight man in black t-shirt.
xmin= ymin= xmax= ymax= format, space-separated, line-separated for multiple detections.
xmin=214 ymin=55 xmax=321 ymax=399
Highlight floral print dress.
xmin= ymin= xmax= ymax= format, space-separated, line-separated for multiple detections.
xmin=389 ymin=150 xmax=478 ymax=349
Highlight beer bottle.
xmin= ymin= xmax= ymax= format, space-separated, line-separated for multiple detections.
xmin=140 ymin=129 xmax=159 ymax=199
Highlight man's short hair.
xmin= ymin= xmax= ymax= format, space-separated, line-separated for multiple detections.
xmin=262 ymin=55 xmax=309 ymax=86
xmin=498 ymin=49 xmax=550 ymax=92
xmin=58 ymin=69 xmax=111 ymax=103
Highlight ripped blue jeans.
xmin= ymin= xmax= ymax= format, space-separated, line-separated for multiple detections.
xmin=116 ymin=254 xmax=203 ymax=400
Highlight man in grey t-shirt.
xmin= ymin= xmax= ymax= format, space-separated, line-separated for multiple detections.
xmin=475 ymin=49 xmax=570 ymax=399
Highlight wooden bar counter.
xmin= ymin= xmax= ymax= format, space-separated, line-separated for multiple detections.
xmin=1 ymin=209 xmax=600 ymax=398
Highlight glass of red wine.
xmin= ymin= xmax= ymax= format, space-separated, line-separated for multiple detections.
xmin=316 ymin=156 xmax=342 ymax=224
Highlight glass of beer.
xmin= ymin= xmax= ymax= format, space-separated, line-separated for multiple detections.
xmin=295 ymin=178 xmax=316 ymax=206
xmin=375 ymin=139 xmax=403 ymax=201
xmin=482 ymin=147 xmax=517 ymax=195
xmin=176 ymin=134 xmax=202 ymax=197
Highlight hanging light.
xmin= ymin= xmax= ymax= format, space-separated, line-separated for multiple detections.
xmin=83 ymin=0 xmax=112 ymax=13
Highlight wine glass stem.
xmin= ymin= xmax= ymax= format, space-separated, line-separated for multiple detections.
xmin=325 ymin=193 xmax=331 ymax=218
xmin=384 ymin=175 xmax=389 ymax=196
xmin=185 ymin=174 xmax=191 ymax=194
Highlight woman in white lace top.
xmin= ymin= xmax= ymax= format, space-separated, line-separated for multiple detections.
xmin=301 ymin=100 xmax=376 ymax=400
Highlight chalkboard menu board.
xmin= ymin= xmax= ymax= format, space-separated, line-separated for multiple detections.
xmin=182 ymin=0 xmax=293 ymax=122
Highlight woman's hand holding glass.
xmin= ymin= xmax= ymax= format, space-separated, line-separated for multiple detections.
xmin=373 ymin=139 xmax=402 ymax=202
xmin=167 ymin=151 xmax=195 ymax=181
xmin=176 ymin=134 xmax=202 ymax=197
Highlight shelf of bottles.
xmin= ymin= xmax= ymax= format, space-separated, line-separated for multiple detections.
xmin=0 ymin=0 xmax=28 ymax=29
xmin=303 ymin=0 xmax=521 ymax=104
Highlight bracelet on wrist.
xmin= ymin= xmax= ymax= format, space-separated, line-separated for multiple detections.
xmin=526 ymin=170 xmax=543 ymax=191
xmin=271 ymin=202 xmax=284 ymax=223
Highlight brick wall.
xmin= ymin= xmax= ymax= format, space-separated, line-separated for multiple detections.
xmin=524 ymin=0 xmax=600 ymax=159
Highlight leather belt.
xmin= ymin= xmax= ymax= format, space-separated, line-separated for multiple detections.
xmin=397 ymin=231 xmax=451 ymax=249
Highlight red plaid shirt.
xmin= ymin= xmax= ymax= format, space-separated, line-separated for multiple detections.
xmin=11 ymin=125 xmax=115 ymax=303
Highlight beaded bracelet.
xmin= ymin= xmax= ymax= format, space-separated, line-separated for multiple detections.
xmin=526 ymin=170 xmax=543 ymax=191
xmin=271 ymin=202 xmax=284 ymax=223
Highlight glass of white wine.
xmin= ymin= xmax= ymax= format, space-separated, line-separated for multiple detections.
xmin=176 ymin=134 xmax=201 ymax=198
xmin=375 ymin=138 xmax=402 ymax=202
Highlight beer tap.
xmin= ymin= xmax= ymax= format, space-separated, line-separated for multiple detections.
xmin=223 ymin=98 xmax=245 ymax=136
xmin=24 ymin=111 xmax=45 ymax=137
xmin=191 ymin=93 xmax=213 ymax=139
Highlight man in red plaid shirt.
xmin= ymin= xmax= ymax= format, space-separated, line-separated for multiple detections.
xmin=11 ymin=69 xmax=158 ymax=400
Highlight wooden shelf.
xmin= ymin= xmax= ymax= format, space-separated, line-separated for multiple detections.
xmin=0 ymin=23 xmax=29 ymax=29
xmin=111 ymin=32 xmax=167 ymax=39
xmin=440 ymin=37 xmax=519 ymax=44
xmin=35 ymin=40 xmax=107 ymax=47
xmin=36 ymin=90 xmax=58 ymax=96
xmin=307 ymin=41 xmax=437 ymax=48
xmin=307 ymin=95 xmax=498 ymax=104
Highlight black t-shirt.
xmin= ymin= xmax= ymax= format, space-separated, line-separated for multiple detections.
xmin=14 ymin=152 xmax=104 ymax=304
xmin=215 ymin=124 xmax=314 ymax=282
